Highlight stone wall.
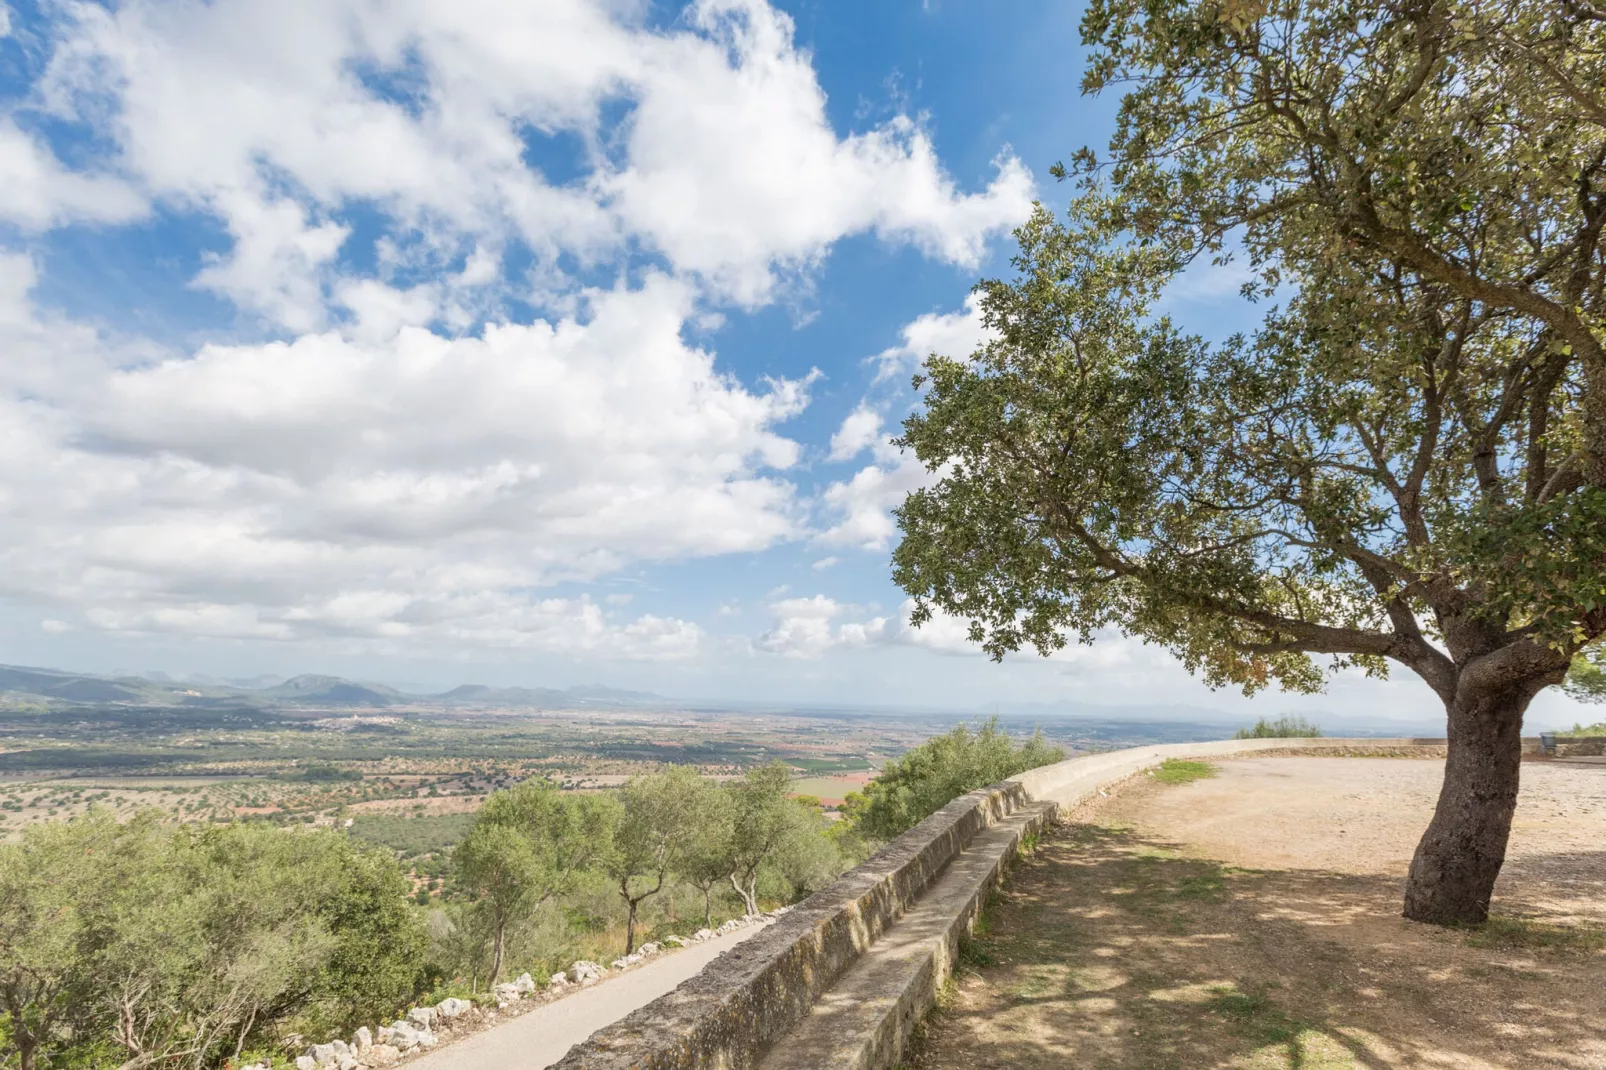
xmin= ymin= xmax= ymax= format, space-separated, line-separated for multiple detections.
xmin=551 ymin=736 xmax=1470 ymax=1069
xmin=1555 ymin=735 xmax=1606 ymax=757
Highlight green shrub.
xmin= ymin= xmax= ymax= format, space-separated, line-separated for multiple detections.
xmin=842 ymin=718 xmax=1063 ymax=840
xmin=0 ymin=810 xmax=427 ymax=1070
xmin=1233 ymin=715 xmax=1322 ymax=739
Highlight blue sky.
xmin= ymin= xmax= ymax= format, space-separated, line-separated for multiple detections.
xmin=0 ymin=0 xmax=1588 ymax=727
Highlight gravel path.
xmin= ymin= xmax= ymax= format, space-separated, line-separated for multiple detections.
xmin=407 ymin=925 xmax=766 ymax=1070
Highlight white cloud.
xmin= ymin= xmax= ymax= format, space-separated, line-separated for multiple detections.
xmin=828 ymin=404 xmax=884 ymax=462
xmin=37 ymin=0 xmax=1031 ymax=325
xmin=0 ymin=0 xmax=1035 ymax=664
xmin=811 ymin=556 xmax=838 ymax=571
xmin=818 ymin=451 xmax=936 ymax=550
xmin=0 ymin=5 xmax=11 ymax=38
xmin=0 ymin=118 xmax=145 ymax=230
xmin=0 ymin=269 xmax=794 ymax=658
xmin=873 ymin=290 xmax=993 ymax=382
xmin=758 ymin=595 xmax=886 ymax=659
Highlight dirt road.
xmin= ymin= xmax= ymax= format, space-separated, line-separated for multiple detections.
xmin=911 ymin=756 xmax=1606 ymax=1070
xmin=408 ymin=925 xmax=766 ymax=1070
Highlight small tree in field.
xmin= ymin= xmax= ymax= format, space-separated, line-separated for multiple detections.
xmin=722 ymin=762 xmax=807 ymax=917
xmin=674 ymin=776 xmax=735 ymax=929
xmin=894 ymin=0 xmax=1605 ymax=927
xmin=455 ymin=780 xmax=611 ymax=983
xmin=605 ymin=767 xmax=708 ymax=954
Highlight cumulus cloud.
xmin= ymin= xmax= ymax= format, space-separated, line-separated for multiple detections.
xmin=828 ymin=405 xmax=884 ymax=462
xmin=0 ymin=0 xmax=1035 ymax=662
xmin=35 ymin=0 xmax=1031 ymax=322
xmin=818 ymin=294 xmax=996 ymax=549
xmin=873 ymin=290 xmax=993 ymax=382
xmin=0 ymin=268 xmax=791 ymax=657
xmin=757 ymin=595 xmax=887 ymax=659
xmin=756 ymin=593 xmax=1147 ymax=672
xmin=0 ymin=119 xmax=145 ymax=230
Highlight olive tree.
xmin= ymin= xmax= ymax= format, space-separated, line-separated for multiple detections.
xmin=722 ymin=762 xmax=809 ymax=917
xmin=604 ymin=767 xmax=709 ymax=954
xmin=894 ymin=0 xmax=1605 ymax=930
xmin=455 ymin=780 xmax=612 ymax=984
xmin=675 ymin=782 xmax=735 ymax=929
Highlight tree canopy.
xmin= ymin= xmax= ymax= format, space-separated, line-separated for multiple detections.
xmin=0 ymin=811 xmax=425 ymax=1070
xmin=843 ymin=719 xmax=1063 ymax=841
xmin=893 ymin=0 xmax=1605 ymax=927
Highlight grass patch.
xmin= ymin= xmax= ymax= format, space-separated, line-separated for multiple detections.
xmin=1464 ymin=915 xmax=1606 ymax=953
xmin=1206 ymin=985 xmax=1304 ymax=1047
xmin=1150 ymin=758 xmax=1217 ymax=785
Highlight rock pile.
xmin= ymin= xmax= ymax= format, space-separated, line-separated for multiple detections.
xmin=275 ymin=906 xmax=795 ymax=1068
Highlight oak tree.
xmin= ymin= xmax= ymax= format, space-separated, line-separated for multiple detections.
xmin=894 ymin=0 xmax=1605 ymax=926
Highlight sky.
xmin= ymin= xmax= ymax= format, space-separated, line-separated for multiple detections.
xmin=0 ymin=0 xmax=1591 ymax=728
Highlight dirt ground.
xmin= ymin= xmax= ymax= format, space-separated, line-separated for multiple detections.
xmin=908 ymin=757 xmax=1606 ymax=1070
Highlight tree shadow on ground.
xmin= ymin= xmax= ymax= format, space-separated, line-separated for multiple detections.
xmin=905 ymin=824 xmax=1606 ymax=1070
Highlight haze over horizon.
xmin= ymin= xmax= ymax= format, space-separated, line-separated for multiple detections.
xmin=0 ymin=0 xmax=1592 ymax=730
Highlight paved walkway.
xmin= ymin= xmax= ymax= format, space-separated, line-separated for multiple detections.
xmin=408 ymin=926 xmax=766 ymax=1070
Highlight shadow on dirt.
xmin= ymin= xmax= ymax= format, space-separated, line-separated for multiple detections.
xmin=906 ymin=824 xmax=1606 ymax=1070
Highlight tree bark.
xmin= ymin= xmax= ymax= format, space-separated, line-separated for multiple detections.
xmin=703 ymin=886 xmax=713 ymax=929
xmin=1402 ymin=677 xmax=1542 ymax=925
xmin=488 ymin=916 xmax=506 ymax=985
xmin=625 ymin=899 xmax=639 ymax=955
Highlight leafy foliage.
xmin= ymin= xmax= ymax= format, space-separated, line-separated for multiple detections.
xmin=0 ymin=811 xmax=425 ymax=1070
xmin=1565 ymin=644 xmax=1606 ymax=704
xmin=892 ymin=0 xmax=1606 ymax=926
xmin=842 ymin=719 xmax=1063 ymax=841
xmin=454 ymin=780 xmax=612 ymax=983
xmin=1233 ymin=716 xmax=1323 ymax=739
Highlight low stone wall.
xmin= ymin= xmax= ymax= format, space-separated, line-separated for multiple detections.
xmin=549 ymin=778 xmax=1037 ymax=1070
xmin=553 ymin=736 xmax=1459 ymax=1069
xmin=1555 ymin=735 xmax=1606 ymax=757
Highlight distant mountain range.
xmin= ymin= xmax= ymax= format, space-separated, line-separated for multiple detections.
xmin=0 ymin=663 xmax=667 ymax=711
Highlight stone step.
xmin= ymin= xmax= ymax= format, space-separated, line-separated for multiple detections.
xmin=757 ymin=799 xmax=1056 ymax=1070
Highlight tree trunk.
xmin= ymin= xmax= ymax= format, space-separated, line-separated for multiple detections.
xmin=625 ymin=899 xmax=639 ymax=955
xmin=1403 ymin=679 xmax=1537 ymax=926
xmin=488 ymin=916 xmax=506 ymax=985
xmin=703 ymin=886 xmax=713 ymax=929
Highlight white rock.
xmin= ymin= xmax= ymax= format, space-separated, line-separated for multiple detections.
xmin=336 ymin=1053 xmax=359 ymax=1070
xmin=666 ymin=935 xmax=689 ymax=947
xmin=405 ymin=1006 xmax=435 ymax=1030
xmin=492 ymin=982 xmax=521 ymax=1003
xmin=308 ymin=1044 xmax=338 ymax=1066
xmin=693 ymin=928 xmax=714 ymax=941
xmin=363 ymin=1044 xmax=401 ymax=1067
xmin=295 ymin=1057 xmax=317 ymax=1070
xmin=638 ymin=942 xmax=660 ymax=955
xmin=388 ymin=1023 xmax=421 ymax=1051
xmin=354 ymin=1026 xmax=373 ymax=1051
xmin=549 ymin=971 xmax=568 ymax=985
xmin=436 ymin=996 xmax=472 ymax=1019
xmin=364 ymin=1034 xmax=401 ymax=1060
xmin=513 ymin=972 xmax=536 ymax=994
